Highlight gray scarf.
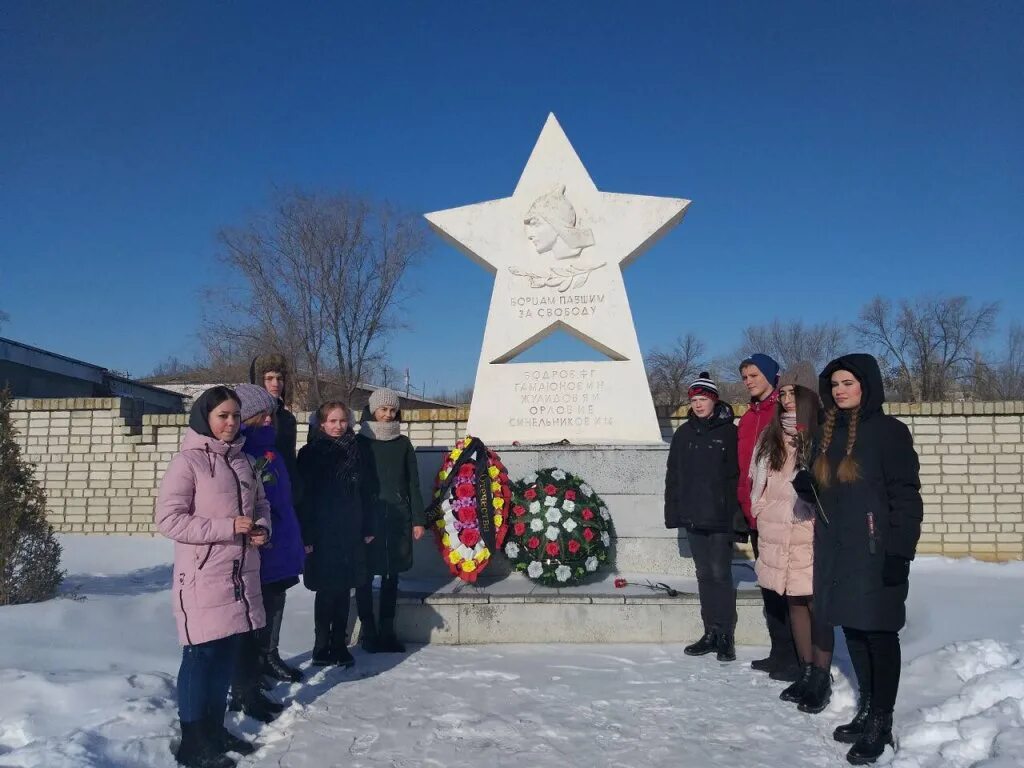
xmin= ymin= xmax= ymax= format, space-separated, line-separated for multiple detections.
xmin=359 ymin=419 xmax=402 ymax=441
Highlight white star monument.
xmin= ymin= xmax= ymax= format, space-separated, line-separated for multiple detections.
xmin=425 ymin=114 xmax=690 ymax=444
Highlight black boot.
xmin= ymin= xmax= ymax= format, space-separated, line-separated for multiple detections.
xmin=768 ymin=656 xmax=802 ymax=682
xmin=684 ymin=630 xmax=719 ymax=656
xmin=376 ymin=619 xmax=406 ymax=653
xmin=263 ymin=650 xmax=303 ymax=682
xmin=780 ymin=663 xmax=814 ymax=703
xmin=175 ymin=720 xmax=236 ymax=768
xmin=204 ymin=715 xmax=256 ymax=757
xmin=228 ymin=692 xmax=283 ymax=724
xmin=846 ymin=710 xmax=894 ymax=765
xmin=834 ymin=693 xmax=873 ymax=743
xmin=716 ymin=632 xmax=736 ymax=662
xmin=797 ymin=665 xmax=833 ymax=714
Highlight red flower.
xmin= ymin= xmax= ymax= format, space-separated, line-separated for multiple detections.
xmin=564 ymin=489 xmax=576 ymax=501
xmin=527 ymin=536 xmax=540 ymax=550
xmin=583 ymin=527 xmax=595 ymax=542
xmin=457 ymin=508 xmax=477 ymax=525
xmin=544 ymin=484 xmax=557 ymax=496
xmin=513 ymin=521 xmax=527 ymax=536
xmin=545 ymin=542 xmax=560 ymax=557
xmin=512 ymin=505 xmax=526 ymax=517
xmin=455 ymin=482 xmax=475 ymax=500
xmin=582 ymin=508 xmax=594 ymax=520
xmin=460 ymin=529 xmax=481 ymax=547
xmin=458 ymin=463 xmax=475 ymax=479
xmin=264 ymin=451 xmax=276 ymax=461
xmin=524 ymin=488 xmax=537 ymax=500
xmin=568 ymin=539 xmax=581 ymax=554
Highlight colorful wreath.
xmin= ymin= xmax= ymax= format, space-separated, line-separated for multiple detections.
xmin=506 ymin=468 xmax=615 ymax=586
xmin=427 ymin=436 xmax=511 ymax=582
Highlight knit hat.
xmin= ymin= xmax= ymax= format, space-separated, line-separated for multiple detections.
xmin=778 ymin=361 xmax=817 ymax=392
xmin=368 ymin=387 xmax=401 ymax=414
xmin=740 ymin=353 xmax=781 ymax=386
xmin=687 ymin=372 xmax=719 ymax=400
xmin=234 ymin=383 xmax=278 ymax=423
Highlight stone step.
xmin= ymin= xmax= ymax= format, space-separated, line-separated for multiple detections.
xmin=355 ymin=570 xmax=769 ymax=646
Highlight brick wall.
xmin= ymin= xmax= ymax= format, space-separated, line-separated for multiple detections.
xmin=8 ymin=397 xmax=1024 ymax=560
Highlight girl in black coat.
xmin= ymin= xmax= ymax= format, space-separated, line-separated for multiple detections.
xmin=296 ymin=402 xmax=375 ymax=667
xmin=811 ymin=354 xmax=922 ymax=765
xmin=664 ymin=373 xmax=744 ymax=662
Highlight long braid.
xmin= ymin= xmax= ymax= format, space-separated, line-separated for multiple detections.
xmin=838 ymin=407 xmax=862 ymax=483
xmin=813 ymin=408 xmax=838 ymax=487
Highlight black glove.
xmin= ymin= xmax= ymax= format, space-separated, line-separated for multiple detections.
xmin=882 ymin=554 xmax=910 ymax=586
xmin=791 ymin=469 xmax=817 ymax=504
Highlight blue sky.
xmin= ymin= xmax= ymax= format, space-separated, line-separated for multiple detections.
xmin=1 ymin=1 xmax=1021 ymax=394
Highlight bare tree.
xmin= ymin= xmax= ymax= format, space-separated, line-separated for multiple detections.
xmin=739 ymin=319 xmax=846 ymax=374
xmin=971 ymin=324 xmax=1024 ymax=400
xmin=203 ymin=189 xmax=425 ymax=407
xmin=0 ymin=310 xmax=8 ymax=333
xmin=854 ymin=295 xmax=999 ymax=401
xmin=646 ymin=334 xmax=708 ymax=405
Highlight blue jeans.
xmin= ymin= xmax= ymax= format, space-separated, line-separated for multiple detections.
xmin=177 ymin=634 xmax=240 ymax=723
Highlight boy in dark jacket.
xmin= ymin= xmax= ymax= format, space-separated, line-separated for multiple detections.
xmin=665 ymin=373 xmax=743 ymax=662
xmin=250 ymin=354 xmax=299 ymax=497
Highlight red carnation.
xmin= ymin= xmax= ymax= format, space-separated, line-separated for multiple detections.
xmin=583 ymin=527 xmax=595 ymax=542
xmin=460 ymin=529 xmax=481 ymax=547
xmin=264 ymin=451 xmax=276 ymax=461
xmin=527 ymin=536 xmax=540 ymax=550
xmin=458 ymin=463 xmax=475 ymax=479
xmin=544 ymin=484 xmax=557 ymax=496
xmin=546 ymin=542 xmax=560 ymax=557
xmin=513 ymin=505 xmax=526 ymax=517
xmin=524 ymin=488 xmax=537 ymax=500
xmin=457 ymin=508 xmax=477 ymax=524
xmin=568 ymin=539 xmax=581 ymax=554
xmin=582 ymin=508 xmax=594 ymax=520
xmin=455 ymin=482 xmax=475 ymax=500
xmin=513 ymin=521 xmax=527 ymax=536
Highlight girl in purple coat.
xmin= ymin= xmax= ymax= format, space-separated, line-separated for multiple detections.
xmin=156 ymin=387 xmax=271 ymax=768
xmin=228 ymin=385 xmax=306 ymax=723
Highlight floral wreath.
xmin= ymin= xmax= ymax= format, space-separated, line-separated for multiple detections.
xmin=506 ymin=468 xmax=614 ymax=586
xmin=427 ymin=436 xmax=511 ymax=582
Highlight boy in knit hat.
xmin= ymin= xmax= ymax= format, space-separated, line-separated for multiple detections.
xmin=737 ymin=353 xmax=799 ymax=680
xmin=250 ymin=353 xmax=299 ymax=495
xmin=665 ymin=372 xmax=742 ymax=662
xmin=355 ymin=387 xmax=424 ymax=653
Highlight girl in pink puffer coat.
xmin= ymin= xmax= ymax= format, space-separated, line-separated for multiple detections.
xmin=156 ymin=386 xmax=271 ymax=768
xmin=750 ymin=365 xmax=834 ymax=714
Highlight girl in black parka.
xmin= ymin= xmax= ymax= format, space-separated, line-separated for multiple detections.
xmin=355 ymin=388 xmax=425 ymax=654
xmin=296 ymin=402 xmax=375 ymax=667
xmin=811 ymin=354 xmax=922 ymax=765
xmin=664 ymin=372 xmax=745 ymax=662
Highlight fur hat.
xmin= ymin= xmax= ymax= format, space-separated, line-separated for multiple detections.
xmin=368 ymin=387 xmax=401 ymax=414
xmin=250 ymin=353 xmax=289 ymax=383
xmin=234 ymin=383 xmax=278 ymax=423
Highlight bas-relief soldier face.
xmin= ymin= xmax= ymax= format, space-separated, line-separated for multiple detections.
xmin=524 ymin=214 xmax=560 ymax=254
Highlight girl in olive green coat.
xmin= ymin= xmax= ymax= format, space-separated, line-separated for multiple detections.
xmin=355 ymin=388 xmax=425 ymax=653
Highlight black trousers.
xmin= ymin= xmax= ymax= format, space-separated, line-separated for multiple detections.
xmin=688 ymin=528 xmax=737 ymax=633
xmin=355 ymin=574 xmax=399 ymax=626
xmin=751 ymin=531 xmax=797 ymax=663
xmin=259 ymin=582 xmax=288 ymax=655
xmin=844 ymin=628 xmax=901 ymax=713
xmin=230 ymin=630 xmax=262 ymax=700
xmin=314 ymin=589 xmax=352 ymax=651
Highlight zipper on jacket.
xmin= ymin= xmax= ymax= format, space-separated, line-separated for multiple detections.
xmin=223 ymin=454 xmax=255 ymax=632
xmin=179 ymin=590 xmax=193 ymax=645
xmin=197 ymin=545 xmax=214 ymax=570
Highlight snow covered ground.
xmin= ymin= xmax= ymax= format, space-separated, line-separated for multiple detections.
xmin=1 ymin=536 xmax=1023 ymax=767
